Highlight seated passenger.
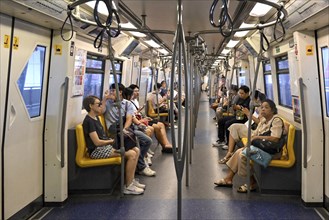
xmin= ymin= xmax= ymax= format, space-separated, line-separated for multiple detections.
xmin=218 ymin=91 xmax=266 ymax=162
xmin=128 ymin=85 xmax=174 ymax=153
xmin=82 ymin=95 xmax=144 ymax=195
xmin=103 ymin=83 xmax=156 ymax=177
xmin=215 ymin=85 xmax=239 ymax=121
xmin=147 ymin=83 xmax=178 ymax=126
xmin=213 ymin=85 xmax=251 ymax=147
xmin=214 ymin=99 xmax=284 ymax=193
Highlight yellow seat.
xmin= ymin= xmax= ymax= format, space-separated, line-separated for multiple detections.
xmin=242 ymin=117 xmax=296 ymax=168
xmin=75 ymin=119 xmax=121 ymax=168
xmin=147 ymin=100 xmax=169 ymax=118
xmin=222 ymin=112 xmax=234 ymax=117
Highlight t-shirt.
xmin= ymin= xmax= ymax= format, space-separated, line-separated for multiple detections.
xmin=104 ymin=99 xmax=135 ymax=129
xmin=83 ymin=115 xmax=108 ymax=154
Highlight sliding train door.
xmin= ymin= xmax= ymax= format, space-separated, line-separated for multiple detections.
xmin=317 ymin=26 xmax=329 ymax=211
xmin=2 ymin=18 xmax=50 ymax=219
xmin=0 ymin=13 xmax=12 ymax=219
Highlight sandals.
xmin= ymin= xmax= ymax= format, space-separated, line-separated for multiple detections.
xmin=162 ymin=145 xmax=173 ymax=153
xmin=214 ymin=178 xmax=233 ymax=187
xmin=237 ymin=183 xmax=257 ymax=193
xmin=218 ymin=153 xmax=233 ymax=164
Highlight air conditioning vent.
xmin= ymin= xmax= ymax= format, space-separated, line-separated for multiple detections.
xmin=34 ymin=0 xmax=66 ymax=14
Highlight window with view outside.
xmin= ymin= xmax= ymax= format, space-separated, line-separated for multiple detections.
xmin=17 ymin=45 xmax=46 ymax=118
xmin=276 ymin=55 xmax=292 ymax=108
xmin=83 ymin=54 xmax=104 ymax=102
xmin=263 ymin=61 xmax=273 ymax=100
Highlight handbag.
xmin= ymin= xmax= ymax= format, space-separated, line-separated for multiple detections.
xmin=251 ymin=117 xmax=285 ymax=154
xmin=242 ymin=145 xmax=272 ymax=168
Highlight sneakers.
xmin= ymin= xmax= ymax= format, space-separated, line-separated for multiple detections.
xmin=144 ymin=156 xmax=152 ymax=166
xmin=133 ymin=178 xmax=146 ymax=189
xmin=212 ymin=140 xmax=225 ymax=147
xmin=148 ymin=149 xmax=155 ymax=156
xmin=124 ymin=182 xmax=144 ymax=195
xmin=222 ymin=145 xmax=229 ymax=150
xmin=139 ymin=167 xmax=156 ymax=176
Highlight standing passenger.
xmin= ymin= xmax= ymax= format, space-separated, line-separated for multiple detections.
xmin=82 ymin=95 xmax=144 ymax=195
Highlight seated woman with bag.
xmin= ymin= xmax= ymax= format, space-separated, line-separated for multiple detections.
xmin=213 ymin=99 xmax=284 ymax=193
xmin=82 ymin=95 xmax=144 ymax=195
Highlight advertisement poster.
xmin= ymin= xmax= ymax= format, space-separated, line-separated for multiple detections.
xmin=292 ymin=95 xmax=301 ymax=123
xmin=72 ymin=48 xmax=87 ymax=97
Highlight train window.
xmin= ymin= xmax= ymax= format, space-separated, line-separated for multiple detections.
xmin=263 ymin=61 xmax=274 ymax=100
xmin=17 ymin=45 xmax=46 ymax=118
xmin=83 ymin=54 xmax=105 ymax=101
xmin=276 ymin=55 xmax=292 ymax=109
xmin=109 ymin=60 xmax=123 ymax=85
xmin=321 ymin=46 xmax=329 ymax=116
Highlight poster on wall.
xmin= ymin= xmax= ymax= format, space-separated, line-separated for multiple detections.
xmin=72 ymin=48 xmax=87 ymax=97
xmin=292 ymin=95 xmax=301 ymax=123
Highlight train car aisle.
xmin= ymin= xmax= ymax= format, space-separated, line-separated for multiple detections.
xmin=41 ymin=92 xmax=320 ymax=220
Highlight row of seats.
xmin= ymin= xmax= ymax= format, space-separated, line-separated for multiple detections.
xmin=241 ymin=116 xmax=301 ymax=194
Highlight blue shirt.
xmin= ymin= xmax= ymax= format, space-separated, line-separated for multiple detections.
xmin=104 ymin=99 xmax=135 ymax=129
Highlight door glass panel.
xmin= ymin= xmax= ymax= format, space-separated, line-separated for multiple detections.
xmin=321 ymin=47 xmax=329 ymax=116
xmin=17 ymin=45 xmax=46 ymax=118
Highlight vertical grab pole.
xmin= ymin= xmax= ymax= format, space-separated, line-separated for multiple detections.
xmin=170 ymin=0 xmax=190 ymax=218
xmin=246 ymin=29 xmax=265 ymax=194
xmin=107 ymin=36 xmax=125 ymax=197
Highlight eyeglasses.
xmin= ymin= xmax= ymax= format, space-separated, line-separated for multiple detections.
xmin=94 ymin=102 xmax=102 ymax=107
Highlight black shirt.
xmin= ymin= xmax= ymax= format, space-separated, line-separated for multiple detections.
xmin=82 ymin=115 xmax=108 ymax=154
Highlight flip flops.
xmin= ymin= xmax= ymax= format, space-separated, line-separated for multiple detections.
xmin=218 ymin=153 xmax=234 ymax=164
xmin=214 ymin=179 xmax=233 ymax=187
xmin=237 ymin=184 xmax=257 ymax=193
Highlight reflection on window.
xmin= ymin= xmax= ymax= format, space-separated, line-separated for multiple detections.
xmin=17 ymin=45 xmax=46 ymax=118
xmin=276 ymin=55 xmax=292 ymax=109
xmin=264 ymin=74 xmax=273 ymax=100
xmin=83 ymin=73 xmax=104 ymax=99
xmin=109 ymin=74 xmax=122 ymax=86
xmin=321 ymin=47 xmax=329 ymax=116
xmin=263 ymin=61 xmax=273 ymax=100
xmin=239 ymin=76 xmax=246 ymax=86
xmin=109 ymin=60 xmax=122 ymax=86
xmin=83 ymin=54 xmax=104 ymax=102
xmin=277 ymin=73 xmax=292 ymax=108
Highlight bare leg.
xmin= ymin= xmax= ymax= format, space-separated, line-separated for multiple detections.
xmin=153 ymin=122 xmax=172 ymax=148
xmin=225 ymin=134 xmax=236 ymax=157
xmin=145 ymin=125 xmax=154 ymax=137
xmin=125 ymin=147 xmax=139 ymax=186
xmin=218 ymin=134 xmax=235 ymax=164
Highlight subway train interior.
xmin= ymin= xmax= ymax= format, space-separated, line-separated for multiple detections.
xmin=0 ymin=0 xmax=328 ymax=219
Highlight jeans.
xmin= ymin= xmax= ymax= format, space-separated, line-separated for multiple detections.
xmin=134 ymin=130 xmax=153 ymax=171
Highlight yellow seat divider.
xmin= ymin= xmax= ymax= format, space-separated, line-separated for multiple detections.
xmin=147 ymin=100 xmax=169 ymax=118
xmin=242 ymin=117 xmax=296 ymax=168
xmin=75 ymin=115 xmax=121 ymax=168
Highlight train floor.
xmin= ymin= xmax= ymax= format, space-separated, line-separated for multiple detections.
xmin=39 ymin=92 xmax=322 ymax=220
